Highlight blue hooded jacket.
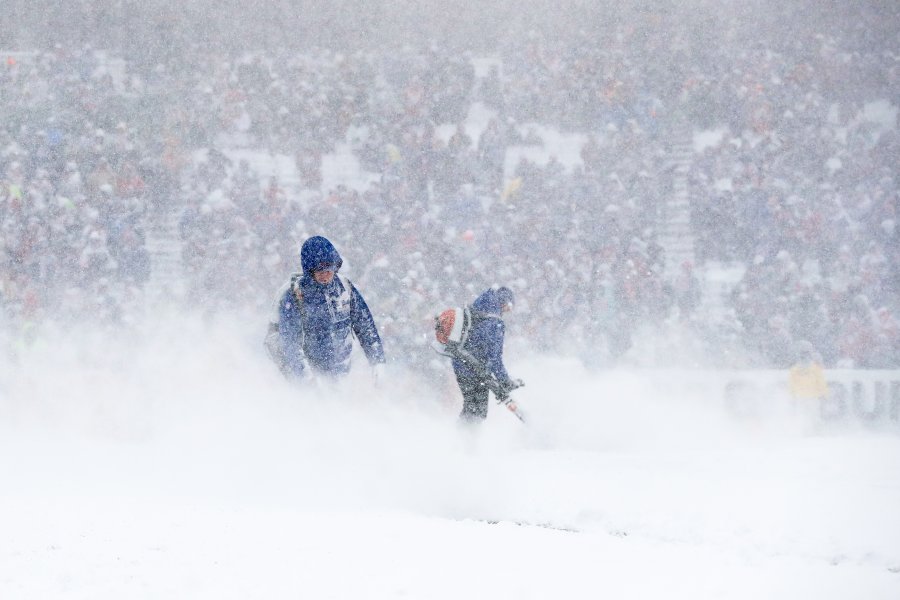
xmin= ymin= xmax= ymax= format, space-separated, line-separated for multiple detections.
xmin=277 ymin=236 xmax=385 ymax=377
xmin=452 ymin=287 xmax=514 ymax=385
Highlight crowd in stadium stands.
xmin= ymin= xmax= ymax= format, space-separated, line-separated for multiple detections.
xmin=1 ymin=16 xmax=897 ymax=369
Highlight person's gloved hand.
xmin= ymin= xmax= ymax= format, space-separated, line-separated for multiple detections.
xmin=508 ymin=378 xmax=524 ymax=391
xmin=500 ymin=378 xmax=524 ymax=394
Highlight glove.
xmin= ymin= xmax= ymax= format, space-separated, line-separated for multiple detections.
xmin=502 ymin=378 xmax=524 ymax=393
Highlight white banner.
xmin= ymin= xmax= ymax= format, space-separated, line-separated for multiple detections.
xmin=711 ymin=369 xmax=900 ymax=427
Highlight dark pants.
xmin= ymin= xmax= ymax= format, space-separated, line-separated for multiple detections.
xmin=456 ymin=374 xmax=490 ymax=422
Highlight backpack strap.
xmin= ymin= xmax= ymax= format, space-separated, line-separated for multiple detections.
xmin=290 ymin=273 xmax=304 ymax=304
xmin=458 ymin=306 xmax=474 ymax=348
xmin=461 ymin=308 xmax=502 ymax=346
xmin=336 ymin=273 xmax=351 ymax=299
xmin=334 ymin=273 xmax=357 ymax=341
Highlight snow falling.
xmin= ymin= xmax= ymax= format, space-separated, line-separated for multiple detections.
xmin=1 ymin=2 xmax=898 ymax=599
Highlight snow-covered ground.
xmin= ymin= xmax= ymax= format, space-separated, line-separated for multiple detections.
xmin=2 ymin=314 xmax=898 ymax=599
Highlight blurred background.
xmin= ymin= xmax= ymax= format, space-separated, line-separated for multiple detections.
xmin=1 ymin=0 xmax=897 ymax=372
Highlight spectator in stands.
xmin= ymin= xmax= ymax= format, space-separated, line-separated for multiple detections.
xmin=788 ymin=340 xmax=829 ymax=415
xmin=0 ymin=15 xmax=897 ymax=372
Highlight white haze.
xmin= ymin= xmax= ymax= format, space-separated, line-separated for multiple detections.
xmin=2 ymin=312 xmax=899 ymax=598
xmin=1 ymin=0 xmax=898 ymax=596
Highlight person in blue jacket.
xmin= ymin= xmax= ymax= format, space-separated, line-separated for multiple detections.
xmin=270 ymin=236 xmax=385 ymax=379
xmin=452 ymin=286 xmax=521 ymax=422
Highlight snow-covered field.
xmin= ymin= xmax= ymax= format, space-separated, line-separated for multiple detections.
xmin=2 ymin=315 xmax=899 ymax=599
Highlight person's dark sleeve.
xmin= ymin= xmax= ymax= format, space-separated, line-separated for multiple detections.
xmin=348 ymin=282 xmax=386 ymax=365
xmin=278 ymin=289 xmax=306 ymax=377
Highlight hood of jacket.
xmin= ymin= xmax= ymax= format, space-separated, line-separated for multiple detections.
xmin=300 ymin=236 xmax=343 ymax=275
xmin=471 ymin=286 xmax=514 ymax=316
